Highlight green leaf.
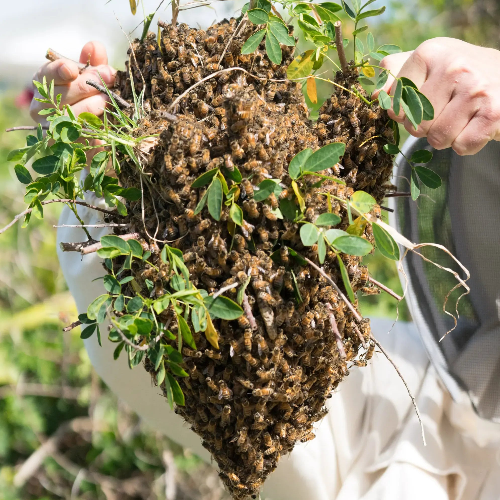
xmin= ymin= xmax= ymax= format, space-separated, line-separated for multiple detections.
xmin=414 ymin=166 xmax=442 ymax=189
xmin=229 ymin=203 xmax=244 ymax=226
xmin=96 ymin=247 xmax=123 ymax=259
xmin=287 ymin=50 xmax=315 ymax=80
xmin=32 ymin=155 xmax=59 ymax=175
xmin=315 ymin=4 xmax=341 ymax=22
xmin=378 ymin=90 xmax=391 ymax=110
xmin=31 ymin=198 xmax=43 ymax=219
xmin=14 ymin=164 xmax=33 ymax=184
xmin=416 ymin=91 xmax=434 ymax=121
xmin=96 ymin=297 xmax=112 ymax=323
xmin=332 ymin=235 xmax=373 ymax=256
xmin=318 ymin=235 xmax=327 ymax=264
xmin=7 ymin=147 xmax=30 ymax=162
xmin=135 ymin=318 xmax=153 ymax=335
xmin=377 ymin=44 xmax=402 ymax=54
xmin=269 ymin=22 xmax=295 ymax=46
xmin=177 ymin=314 xmax=196 ymax=349
xmin=304 ymin=143 xmax=345 ymax=173
xmin=393 ymin=79 xmax=403 ymax=116
xmin=60 ymin=125 xmax=80 ymax=143
xmin=367 ymin=32 xmax=375 ymax=52
xmin=157 ymin=360 xmax=166 ymax=386
xmin=315 ymin=213 xmax=341 ymax=226
xmin=337 ymin=254 xmax=356 ymax=302
xmin=204 ymin=296 xmax=244 ymax=320
xmin=101 ymin=235 xmax=131 ymax=254
xmin=359 ymin=77 xmax=374 ymax=86
xmin=78 ymin=112 xmax=103 ymax=129
xmin=113 ymin=341 xmax=125 ymax=360
xmin=80 ymin=324 xmax=97 ymax=340
xmin=356 ymin=5 xmax=385 ymax=20
xmin=254 ymin=179 xmax=279 ymax=201
xmin=375 ymin=70 xmax=389 ymax=90
xmin=237 ymin=276 xmax=252 ymax=305
xmin=165 ymin=344 xmax=183 ymax=364
xmin=256 ymin=0 xmax=272 ymax=11
xmin=383 ymin=143 xmax=400 ymax=155
xmin=350 ymin=190 xmax=376 ymax=214
xmin=280 ymin=198 xmax=298 ymax=220
xmin=265 ymin=30 xmax=282 ymax=64
xmin=325 ymin=228 xmax=349 ymax=243
xmin=289 ymin=148 xmax=313 ymax=179
xmin=353 ymin=26 xmax=368 ymax=36
xmin=355 ymin=38 xmax=365 ymax=54
xmin=403 ymin=86 xmax=423 ymax=127
xmin=167 ymin=361 xmax=189 ymax=378
xmin=87 ymin=294 xmax=110 ymax=321
xmin=410 ymin=169 xmax=420 ymax=200
xmin=247 ymin=8 xmax=269 ymax=24
xmin=194 ymin=189 xmax=209 ymax=215
xmin=300 ymin=223 xmax=320 ymax=246
xmin=241 ymin=29 xmax=266 ymax=54
xmin=127 ymin=239 xmax=143 ymax=258
xmin=153 ymin=295 xmax=170 ymax=314
xmin=127 ymin=296 xmax=144 ymax=313
xmin=192 ymin=169 xmax=218 ymax=188
xmin=119 ymin=187 xmax=141 ymax=201
xmin=103 ymin=275 xmax=121 ymax=294
xmin=167 ymin=373 xmax=185 ymax=406
xmin=402 ymin=101 xmax=418 ymax=130
xmin=411 ymin=150 xmax=433 ymax=164
xmin=370 ymin=51 xmax=385 ymax=62
xmin=114 ymin=294 xmax=125 ymax=312
xmin=372 ymin=223 xmax=400 ymax=261
xmin=341 ymin=0 xmax=356 ymax=19
xmin=207 ymin=178 xmax=223 ymax=221
xmin=222 ymin=165 xmax=242 ymax=183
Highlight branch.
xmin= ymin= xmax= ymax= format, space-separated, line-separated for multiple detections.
xmin=60 ymin=232 xmax=140 ymax=255
xmin=62 ymin=320 xmax=82 ymax=332
xmin=352 ymin=322 xmax=368 ymax=349
xmin=114 ymin=322 xmax=149 ymax=351
xmin=370 ymin=335 xmax=426 ymax=446
xmin=304 ymin=257 xmax=362 ymax=322
xmin=325 ymin=303 xmax=347 ymax=359
xmin=46 ymin=48 xmax=89 ymax=73
xmin=86 ymin=79 xmax=131 ymax=109
xmin=0 ymin=199 xmax=119 ymax=236
xmin=385 ymin=192 xmax=411 ymax=198
xmin=242 ymin=293 xmax=258 ymax=331
xmin=212 ymin=282 xmax=239 ymax=299
xmin=6 ymin=125 xmax=47 ymax=132
xmin=218 ymin=15 xmax=247 ymax=69
xmin=334 ymin=21 xmax=348 ymax=73
xmin=155 ymin=110 xmax=178 ymax=122
xmin=368 ymin=276 xmax=403 ymax=301
xmin=54 ymin=223 xmax=128 ymax=229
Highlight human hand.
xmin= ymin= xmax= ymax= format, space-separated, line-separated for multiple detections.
xmin=30 ymin=41 xmax=116 ymax=123
xmin=377 ymin=38 xmax=500 ymax=156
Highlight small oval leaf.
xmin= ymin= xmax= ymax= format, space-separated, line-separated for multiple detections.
xmin=300 ymin=223 xmax=320 ymax=246
xmin=207 ymin=178 xmax=223 ymax=221
xmin=332 ymin=235 xmax=373 ymax=256
xmin=315 ymin=213 xmax=341 ymax=226
xmin=414 ymin=166 xmax=442 ymax=189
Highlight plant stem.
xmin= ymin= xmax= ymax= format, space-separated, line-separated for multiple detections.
xmin=368 ymin=276 xmax=403 ymax=301
xmin=62 ymin=320 xmax=83 ymax=333
xmin=46 ymin=48 xmax=89 ymax=73
xmin=68 ymin=203 xmax=92 ymax=240
xmin=86 ymin=80 xmax=131 ymax=109
xmin=54 ymin=223 xmax=129 ymax=229
xmin=325 ymin=303 xmax=347 ymax=359
xmin=60 ymin=233 xmax=140 ymax=255
xmin=334 ymin=21 xmax=348 ymax=73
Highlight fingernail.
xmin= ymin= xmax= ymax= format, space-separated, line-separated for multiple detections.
xmin=58 ymin=63 xmax=74 ymax=81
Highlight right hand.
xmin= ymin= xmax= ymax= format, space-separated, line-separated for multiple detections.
xmin=30 ymin=41 xmax=116 ymax=123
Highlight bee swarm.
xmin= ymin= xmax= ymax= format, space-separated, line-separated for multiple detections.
xmin=111 ymin=18 xmax=394 ymax=499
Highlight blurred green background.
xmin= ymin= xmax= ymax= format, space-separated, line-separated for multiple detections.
xmin=0 ymin=0 xmax=498 ymax=498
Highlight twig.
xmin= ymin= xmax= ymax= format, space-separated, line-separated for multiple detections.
xmin=212 ymin=283 xmax=239 ymax=299
xmin=370 ymin=335 xmax=426 ymax=446
xmin=325 ymin=303 xmax=346 ymax=359
xmin=385 ymin=192 xmax=411 ymax=198
xmin=304 ymin=257 xmax=362 ymax=322
xmin=6 ymin=125 xmax=48 ymax=132
xmin=114 ymin=322 xmax=149 ymax=351
xmin=54 ymin=223 xmax=128 ymax=229
xmin=353 ymin=322 xmax=368 ymax=349
xmin=217 ymin=14 xmax=247 ymax=69
xmin=86 ymin=79 xmax=131 ymax=109
xmin=380 ymin=205 xmax=394 ymax=213
xmin=63 ymin=320 xmax=82 ymax=332
xmin=60 ymin=232 xmax=140 ymax=255
xmin=46 ymin=48 xmax=89 ymax=72
xmin=368 ymin=276 xmax=403 ymax=301
xmin=168 ymin=67 xmax=287 ymax=112
xmin=156 ymin=110 xmax=178 ymax=122
xmin=0 ymin=199 xmax=118 ymax=236
xmin=242 ymin=293 xmax=258 ymax=331
xmin=334 ymin=21 xmax=348 ymax=73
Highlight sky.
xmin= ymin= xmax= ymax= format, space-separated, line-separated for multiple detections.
xmin=0 ymin=0 xmax=240 ymax=88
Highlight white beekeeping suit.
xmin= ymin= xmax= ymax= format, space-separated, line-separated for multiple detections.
xmin=56 ymin=137 xmax=500 ymax=500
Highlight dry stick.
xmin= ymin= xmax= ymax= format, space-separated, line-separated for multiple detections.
xmin=0 ymin=199 xmax=118 ymax=236
xmin=353 ymin=322 xmax=368 ymax=349
xmin=370 ymin=335 xmax=427 ymax=446
xmin=368 ymin=276 xmax=403 ymax=301
xmin=60 ymin=232 xmax=140 ymax=255
xmin=54 ymin=223 xmax=128 ymax=229
xmin=168 ymin=67 xmax=287 ymax=112
xmin=385 ymin=192 xmax=411 ymax=198
xmin=86 ymin=79 xmax=131 ymax=109
xmin=46 ymin=48 xmax=89 ymax=72
xmin=156 ymin=110 xmax=178 ymax=122
xmin=212 ymin=282 xmax=239 ymax=300
xmin=114 ymin=322 xmax=149 ymax=352
xmin=334 ymin=21 xmax=349 ymax=73
xmin=304 ymin=257 xmax=362 ymax=322
xmin=325 ymin=303 xmax=347 ymax=359
xmin=6 ymin=125 xmax=47 ymax=132
xmin=217 ymin=14 xmax=247 ymax=69
xmin=242 ymin=293 xmax=258 ymax=331
xmin=62 ymin=320 xmax=82 ymax=333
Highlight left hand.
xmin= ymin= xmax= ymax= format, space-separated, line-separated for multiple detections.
xmin=376 ymin=37 xmax=500 ymax=156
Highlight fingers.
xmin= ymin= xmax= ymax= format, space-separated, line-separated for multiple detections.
xmin=34 ymin=59 xmax=80 ymax=86
xmin=451 ymin=109 xmax=500 ymax=156
xmin=70 ymin=94 xmax=110 ymax=118
xmin=80 ymin=40 xmax=108 ymax=66
xmin=375 ymin=51 xmax=413 ymax=97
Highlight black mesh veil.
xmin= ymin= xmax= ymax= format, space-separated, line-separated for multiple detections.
xmin=394 ymin=137 xmax=500 ymax=422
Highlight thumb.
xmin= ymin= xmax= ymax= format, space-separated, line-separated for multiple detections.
xmin=80 ymin=41 xmax=108 ymax=66
xmin=372 ymin=51 xmax=414 ymax=98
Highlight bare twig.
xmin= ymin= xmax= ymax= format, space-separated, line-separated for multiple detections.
xmin=86 ymin=79 xmax=131 ymax=109
xmin=63 ymin=320 xmax=82 ymax=332
xmin=325 ymin=303 xmax=346 ymax=359
xmin=380 ymin=205 xmax=394 ymax=213
xmin=385 ymin=192 xmax=411 ymax=198
xmin=114 ymin=322 xmax=149 ymax=352
xmin=334 ymin=21 xmax=348 ymax=73
xmin=242 ymin=293 xmax=258 ymax=331
xmin=60 ymin=233 xmax=140 ymax=255
xmin=368 ymin=276 xmax=403 ymax=301
xmin=217 ymin=15 xmax=247 ymax=68
xmin=0 ymin=199 xmax=118 ymax=236
xmin=370 ymin=335 xmax=426 ymax=446
xmin=212 ymin=283 xmax=239 ymax=299
xmin=156 ymin=110 xmax=178 ymax=122
xmin=46 ymin=48 xmax=89 ymax=72
xmin=54 ymin=223 xmax=128 ymax=229
xmin=304 ymin=257 xmax=362 ymax=322
xmin=6 ymin=125 xmax=48 ymax=132
xmin=353 ymin=322 xmax=368 ymax=349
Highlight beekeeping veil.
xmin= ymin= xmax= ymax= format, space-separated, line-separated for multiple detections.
xmin=394 ymin=137 xmax=500 ymax=423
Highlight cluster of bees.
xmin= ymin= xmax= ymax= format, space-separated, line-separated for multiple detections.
xmin=111 ymin=19 xmax=394 ymax=499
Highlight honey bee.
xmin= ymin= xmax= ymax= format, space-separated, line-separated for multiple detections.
xmin=205 ymin=377 xmax=218 ymax=392
xmin=301 ymin=432 xmax=315 ymax=443
xmin=218 ymin=380 xmax=233 ymax=400
xmin=284 ymin=367 xmax=302 ymax=383
xmin=199 ymin=149 xmax=210 ymax=165
xmin=243 ymin=329 xmax=253 ymax=352
xmin=236 ymin=426 xmax=248 ymax=447
xmin=243 ymin=352 xmax=259 ymax=368
xmin=256 ymin=367 xmax=275 ymax=382
xmin=258 ymin=291 xmax=277 ymax=307
xmin=221 ymin=404 xmax=231 ymax=427
xmin=207 ymin=418 xmax=217 ymax=433
xmin=365 ymin=343 xmax=375 ymax=360
xmin=234 ymin=234 xmax=246 ymax=253
xmin=241 ymin=398 xmax=252 ymax=417
xmin=205 ymin=349 xmax=222 ymax=360
xmin=235 ymin=377 xmax=254 ymax=390
xmin=243 ymin=200 xmax=260 ymax=219
xmin=262 ymin=204 xmax=277 ymax=221
xmin=254 ymin=334 xmax=269 ymax=356
xmin=274 ymin=421 xmax=287 ymax=439
xmin=197 ymin=406 xmax=209 ymax=423
xmin=241 ymin=179 xmax=254 ymax=199
xmin=182 ymin=347 xmax=201 ymax=358
xmin=193 ymin=219 xmax=211 ymax=234
xmin=254 ymin=453 xmax=264 ymax=473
